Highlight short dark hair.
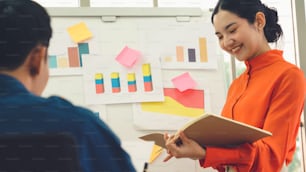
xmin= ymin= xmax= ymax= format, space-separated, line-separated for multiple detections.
xmin=0 ymin=0 xmax=52 ymax=70
xmin=211 ymin=0 xmax=283 ymax=43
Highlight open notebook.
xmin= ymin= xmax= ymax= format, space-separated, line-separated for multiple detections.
xmin=139 ymin=113 xmax=272 ymax=148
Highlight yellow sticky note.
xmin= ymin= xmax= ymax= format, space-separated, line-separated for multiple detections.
xmin=127 ymin=73 xmax=136 ymax=81
xmin=57 ymin=57 xmax=69 ymax=68
xmin=142 ymin=64 xmax=151 ymax=76
xmin=95 ymin=73 xmax=103 ymax=80
xmin=149 ymin=144 xmax=163 ymax=163
xmin=67 ymin=22 xmax=93 ymax=43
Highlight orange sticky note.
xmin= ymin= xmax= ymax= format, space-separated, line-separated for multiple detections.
xmin=67 ymin=22 xmax=93 ymax=43
xmin=171 ymin=72 xmax=196 ymax=92
xmin=149 ymin=144 xmax=163 ymax=163
xmin=115 ymin=46 xmax=141 ymax=67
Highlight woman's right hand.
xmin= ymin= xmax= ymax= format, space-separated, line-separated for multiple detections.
xmin=163 ymin=131 xmax=206 ymax=162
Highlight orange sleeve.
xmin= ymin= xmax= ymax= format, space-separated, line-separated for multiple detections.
xmin=254 ymin=67 xmax=305 ymax=170
xmin=202 ymin=143 xmax=256 ymax=171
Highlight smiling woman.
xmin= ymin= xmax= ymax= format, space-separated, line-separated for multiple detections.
xmin=212 ymin=6 xmax=275 ymax=61
xmin=163 ymin=0 xmax=305 ymax=172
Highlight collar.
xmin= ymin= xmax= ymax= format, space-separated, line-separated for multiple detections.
xmin=244 ymin=50 xmax=284 ymax=74
xmin=0 ymin=74 xmax=29 ymax=94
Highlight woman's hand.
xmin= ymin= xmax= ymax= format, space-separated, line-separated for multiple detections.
xmin=163 ymin=131 xmax=206 ymax=162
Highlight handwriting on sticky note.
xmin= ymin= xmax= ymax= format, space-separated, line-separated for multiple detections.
xmin=115 ymin=46 xmax=141 ymax=67
xmin=67 ymin=22 xmax=93 ymax=43
xmin=171 ymin=72 xmax=196 ymax=92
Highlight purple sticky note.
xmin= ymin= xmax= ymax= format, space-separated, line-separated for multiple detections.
xmin=171 ymin=72 xmax=196 ymax=92
xmin=115 ymin=46 xmax=141 ymax=67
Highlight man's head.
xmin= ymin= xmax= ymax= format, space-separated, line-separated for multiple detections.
xmin=0 ymin=0 xmax=52 ymax=95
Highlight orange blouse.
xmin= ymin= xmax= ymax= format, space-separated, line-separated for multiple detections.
xmin=201 ymin=50 xmax=305 ymax=172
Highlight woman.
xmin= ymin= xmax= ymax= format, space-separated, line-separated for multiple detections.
xmin=163 ymin=0 xmax=305 ymax=171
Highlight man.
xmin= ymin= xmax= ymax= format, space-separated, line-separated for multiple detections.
xmin=0 ymin=0 xmax=136 ymax=171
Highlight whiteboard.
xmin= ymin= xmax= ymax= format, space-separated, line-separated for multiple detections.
xmin=42 ymin=7 xmax=226 ymax=172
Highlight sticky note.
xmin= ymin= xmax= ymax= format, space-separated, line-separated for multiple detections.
xmin=67 ymin=22 xmax=93 ymax=43
xmin=171 ymin=72 xmax=196 ymax=92
xmin=149 ymin=144 xmax=163 ymax=163
xmin=115 ymin=46 xmax=141 ymax=67
xmin=57 ymin=57 xmax=69 ymax=68
xmin=48 ymin=55 xmax=57 ymax=68
xmin=142 ymin=64 xmax=151 ymax=76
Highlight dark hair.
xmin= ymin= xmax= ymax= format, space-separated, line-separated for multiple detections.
xmin=211 ymin=0 xmax=283 ymax=43
xmin=0 ymin=0 xmax=52 ymax=70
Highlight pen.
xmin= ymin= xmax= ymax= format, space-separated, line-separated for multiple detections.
xmin=143 ymin=162 xmax=148 ymax=172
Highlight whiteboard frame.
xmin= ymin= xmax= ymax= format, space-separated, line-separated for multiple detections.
xmin=46 ymin=7 xmax=203 ymax=17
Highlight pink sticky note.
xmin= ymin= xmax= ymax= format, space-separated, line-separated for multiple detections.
xmin=115 ymin=46 xmax=141 ymax=67
xmin=171 ymin=72 xmax=196 ymax=92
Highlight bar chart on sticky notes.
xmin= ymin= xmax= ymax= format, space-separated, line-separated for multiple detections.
xmin=142 ymin=64 xmax=153 ymax=92
xmin=127 ymin=73 xmax=137 ymax=93
xmin=95 ymin=73 xmax=105 ymax=94
xmin=161 ymin=37 xmax=217 ymax=69
xmin=48 ymin=42 xmax=90 ymax=76
xmin=174 ymin=37 xmax=208 ymax=63
xmin=82 ymin=54 xmax=164 ymax=105
xmin=94 ymin=66 xmax=153 ymax=95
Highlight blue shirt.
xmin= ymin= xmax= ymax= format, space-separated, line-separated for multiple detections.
xmin=0 ymin=74 xmax=136 ymax=172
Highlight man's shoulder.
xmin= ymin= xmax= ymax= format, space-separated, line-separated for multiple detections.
xmin=42 ymin=96 xmax=95 ymax=118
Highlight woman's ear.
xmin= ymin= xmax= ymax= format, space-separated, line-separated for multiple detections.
xmin=28 ymin=45 xmax=47 ymax=76
xmin=255 ymin=12 xmax=266 ymax=30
